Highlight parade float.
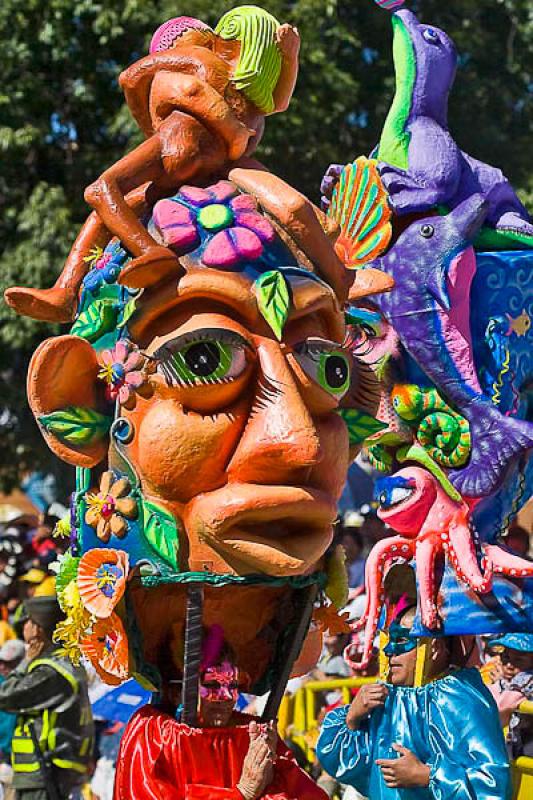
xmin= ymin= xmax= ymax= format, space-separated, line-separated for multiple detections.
xmin=321 ymin=0 xmax=533 ymax=674
xmin=4 ymin=0 xmax=533 ymax=795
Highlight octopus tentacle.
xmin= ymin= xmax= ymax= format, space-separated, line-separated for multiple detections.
xmin=483 ymin=545 xmax=533 ymax=579
xmin=346 ymin=536 xmax=415 ymax=670
xmin=447 ymin=509 xmax=492 ymax=593
xmin=415 ymin=533 xmax=441 ymax=629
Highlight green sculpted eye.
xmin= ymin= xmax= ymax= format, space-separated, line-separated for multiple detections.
xmin=154 ymin=329 xmax=251 ymax=386
xmin=294 ymin=339 xmax=351 ymax=399
xmin=318 ymin=351 xmax=351 ymax=394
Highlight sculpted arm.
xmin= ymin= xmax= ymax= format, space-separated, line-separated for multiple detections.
xmin=272 ymin=25 xmax=300 ymax=113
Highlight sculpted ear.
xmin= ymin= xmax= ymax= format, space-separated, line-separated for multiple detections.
xmin=28 ymin=335 xmax=109 ymax=467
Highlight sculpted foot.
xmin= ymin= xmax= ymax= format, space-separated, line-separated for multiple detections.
xmin=118 ymin=245 xmax=183 ymax=289
xmin=4 ymin=286 xmax=77 ymax=323
xmin=495 ymin=211 xmax=533 ymax=239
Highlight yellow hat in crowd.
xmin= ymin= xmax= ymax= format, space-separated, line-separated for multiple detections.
xmin=34 ymin=576 xmax=56 ymax=597
xmin=19 ymin=568 xmax=46 ymax=585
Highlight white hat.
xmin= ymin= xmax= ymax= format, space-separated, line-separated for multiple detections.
xmin=0 ymin=640 xmax=26 ymax=662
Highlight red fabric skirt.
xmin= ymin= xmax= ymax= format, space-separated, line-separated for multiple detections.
xmin=113 ymin=706 xmax=327 ymax=800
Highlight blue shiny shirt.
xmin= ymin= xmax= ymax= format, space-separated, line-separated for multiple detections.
xmin=317 ymin=668 xmax=511 ymax=800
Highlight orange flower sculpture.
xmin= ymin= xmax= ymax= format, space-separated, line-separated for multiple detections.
xmin=77 ymin=549 xmax=129 ymax=618
xmin=85 ymin=471 xmax=137 ymax=542
xmin=81 ymin=613 xmax=129 ymax=685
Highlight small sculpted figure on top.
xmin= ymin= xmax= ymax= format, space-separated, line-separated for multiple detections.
xmin=5 ymin=6 xmax=301 ymax=323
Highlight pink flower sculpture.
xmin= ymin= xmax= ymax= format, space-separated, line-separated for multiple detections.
xmin=152 ymin=180 xmax=276 ymax=269
xmin=98 ymin=340 xmax=145 ymax=404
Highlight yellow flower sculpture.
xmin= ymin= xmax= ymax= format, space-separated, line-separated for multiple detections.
xmin=53 ymin=581 xmax=93 ymax=666
xmin=85 ymin=471 xmax=137 ymax=543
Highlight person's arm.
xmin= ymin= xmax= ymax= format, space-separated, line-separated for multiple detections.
xmin=427 ymin=673 xmax=512 ymax=800
xmin=316 ymin=685 xmax=388 ymax=797
xmin=0 ymin=663 xmax=73 ymax=715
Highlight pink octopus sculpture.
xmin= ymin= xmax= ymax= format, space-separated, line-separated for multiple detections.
xmin=348 ymin=467 xmax=533 ymax=669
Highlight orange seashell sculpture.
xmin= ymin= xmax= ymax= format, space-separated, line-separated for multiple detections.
xmin=328 ymin=157 xmax=393 ymax=269
xmin=77 ymin=548 xmax=129 ymax=618
xmin=80 ymin=613 xmax=130 ymax=686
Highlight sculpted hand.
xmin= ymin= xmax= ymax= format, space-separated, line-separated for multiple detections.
xmin=320 ymin=163 xmax=344 ymax=210
xmin=376 ymin=744 xmax=431 ymax=789
xmin=237 ymin=729 xmax=275 ymax=800
xmin=276 ymin=24 xmax=300 ymax=59
xmin=346 ymin=684 xmax=389 ymax=730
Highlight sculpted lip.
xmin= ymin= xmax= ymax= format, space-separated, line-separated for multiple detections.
xmin=185 ymin=484 xmax=337 ymax=576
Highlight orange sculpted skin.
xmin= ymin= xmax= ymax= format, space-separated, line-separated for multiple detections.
xmin=27 ymin=257 xmax=356 ymax=578
xmin=5 ymin=13 xmax=300 ymax=323
xmin=130 ymin=273 xmax=348 ymax=577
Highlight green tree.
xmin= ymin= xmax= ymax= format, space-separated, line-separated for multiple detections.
xmin=0 ymin=0 xmax=531 ymax=491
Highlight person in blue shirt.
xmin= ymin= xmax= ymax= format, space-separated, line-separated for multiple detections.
xmin=317 ymin=605 xmax=512 ymax=799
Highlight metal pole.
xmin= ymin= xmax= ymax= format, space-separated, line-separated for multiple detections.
xmin=262 ymin=583 xmax=318 ymax=721
xmin=181 ymin=583 xmax=204 ymax=726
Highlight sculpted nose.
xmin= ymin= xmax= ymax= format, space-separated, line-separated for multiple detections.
xmin=226 ymin=340 xmax=321 ymax=483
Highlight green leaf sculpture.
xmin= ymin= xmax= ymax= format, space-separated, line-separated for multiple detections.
xmin=56 ymin=553 xmax=80 ymax=613
xmin=70 ymin=299 xmax=118 ymax=342
xmin=254 ymin=270 xmax=290 ymax=340
xmin=39 ymin=407 xmax=112 ymax=445
xmin=142 ymin=498 xmax=179 ymax=570
xmin=338 ymin=408 xmax=387 ymax=446
xmin=118 ymin=297 xmax=137 ymax=329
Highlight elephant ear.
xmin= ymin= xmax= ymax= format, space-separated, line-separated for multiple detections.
xmin=28 ymin=335 xmax=110 ymax=467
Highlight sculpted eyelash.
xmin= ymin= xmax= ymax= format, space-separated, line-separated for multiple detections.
xmin=150 ymin=329 xmax=254 ymax=387
xmin=152 ymin=328 xmax=253 ymax=362
xmin=295 ymin=340 xmax=349 ymax=359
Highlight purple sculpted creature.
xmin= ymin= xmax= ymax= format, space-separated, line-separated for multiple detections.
xmin=368 ymin=194 xmax=533 ymax=498
xmin=378 ymin=9 xmax=533 ymax=245
xmin=323 ymin=9 xmax=533 ymax=248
